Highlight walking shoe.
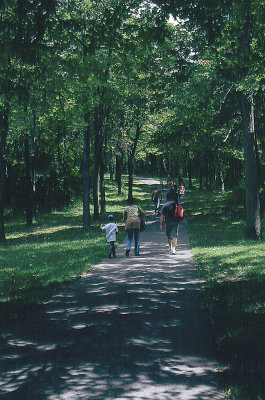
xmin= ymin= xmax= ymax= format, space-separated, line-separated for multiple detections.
xmin=135 ymin=253 xmax=140 ymax=256
xmin=172 ymin=247 xmax=176 ymax=254
xmin=125 ymin=249 xmax=130 ymax=256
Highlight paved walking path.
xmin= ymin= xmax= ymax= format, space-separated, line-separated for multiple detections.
xmin=0 ymin=179 xmax=224 ymax=399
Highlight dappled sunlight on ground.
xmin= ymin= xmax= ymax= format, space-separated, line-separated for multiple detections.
xmin=0 ymin=191 xmax=224 ymax=399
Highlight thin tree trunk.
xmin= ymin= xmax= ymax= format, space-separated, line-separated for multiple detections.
xmin=0 ymin=107 xmax=8 ymax=241
xmin=115 ymin=153 xmax=122 ymax=195
xmin=83 ymin=117 xmax=91 ymax=230
xmin=100 ymin=134 xmax=107 ymax=215
xmin=127 ymin=122 xmax=141 ymax=201
xmin=24 ymin=133 xmax=34 ymax=226
xmin=219 ymin=168 xmax=225 ymax=193
xmin=188 ymin=162 xmax=192 ymax=189
xmin=127 ymin=155 xmax=134 ymax=202
xmin=199 ymin=167 xmax=203 ymax=191
xmin=241 ymin=93 xmax=261 ymax=238
xmin=31 ymin=111 xmax=36 ymax=218
xmin=92 ymin=108 xmax=102 ymax=219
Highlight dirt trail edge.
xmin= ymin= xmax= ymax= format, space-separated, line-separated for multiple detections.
xmin=0 ymin=179 xmax=225 ymax=400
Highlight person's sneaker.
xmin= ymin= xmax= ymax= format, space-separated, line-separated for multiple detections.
xmin=125 ymin=249 xmax=130 ymax=257
xmin=135 ymin=253 xmax=140 ymax=256
xmin=167 ymin=247 xmax=172 ymax=253
xmin=172 ymin=247 xmax=176 ymax=254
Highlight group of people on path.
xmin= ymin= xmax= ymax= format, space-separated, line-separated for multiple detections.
xmin=100 ymin=181 xmax=185 ymax=259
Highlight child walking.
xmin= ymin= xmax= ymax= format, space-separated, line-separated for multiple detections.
xmin=100 ymin=215 xmax=118 ymax=258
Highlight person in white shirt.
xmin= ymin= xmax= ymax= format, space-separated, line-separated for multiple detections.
xmin=100 ymin=215 xmax=118 ymax=258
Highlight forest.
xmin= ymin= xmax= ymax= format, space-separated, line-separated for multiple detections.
xmin=0 ymin=0 xmax=264 ymax=240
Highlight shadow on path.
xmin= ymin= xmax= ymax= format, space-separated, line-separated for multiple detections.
xmin=0 ymin=187 xmax=224 ymax=400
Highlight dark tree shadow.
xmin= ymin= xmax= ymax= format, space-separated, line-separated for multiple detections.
xmin=0 ymin=202 xmax=224 ymax=400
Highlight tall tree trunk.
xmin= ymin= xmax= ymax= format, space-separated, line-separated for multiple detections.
xmin=0 ymin=107 xmax=8 ymax=241
xmin=92 ymin=108 xmax=102 ymax=219
xmin=100 ymin=133 xmax=107 ymax=215
xmin=127 ymin=155 xmax=134 ymax=202
xmin=24 ymin=133 xmax=34 ymax=226
xmin=241 ymin=93 xmax=261 ymax=239
xmin=187 ymin=160 xmax=192 ymax=189
xmin=219 ymin=168 xmax=225 ymax=193
xmin=31 ymin=111 xmax=36 ymax=218
xmin=115 ymin=153 xmax=122 ymax=195
xmin=109 ymin=147 xmax=115 ymax=180
xmin=127 ymin=122 xmax=141 ymax=201
xmin=83 ymin=117 xmax=91 ymax=230
xmin=199 ymin=166 xmax=203 ymax=191
xmin=100 ymin=159 xmax=106 ymax=215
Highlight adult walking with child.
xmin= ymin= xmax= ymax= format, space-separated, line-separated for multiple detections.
xmin=124 ymin=198 xmax=145 ymax=257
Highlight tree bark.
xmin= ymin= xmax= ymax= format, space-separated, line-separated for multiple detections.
xmin=31 ymin=111 xmax=37 ymax=218
xmin=127 ymin=122 xmax=141 ymax=201
xmin=219 ymin=168 xmax=225 ymax=193
xmin=241 ymin=93 xmax=261 ymax=239
xmin=115 ymin=153 xmax=122 ymax=195
xmin=92 ymin=107 xmax=102 ymax=219
xmin=83 ymin=117 xmax=91 ymax=230
xmin=100 ymin=133 xmax=107 ymax=215
xmin=0 ymin=107 xmax=8 ymax=241
xmin=24 ymin=133 xmax=34 ymax=226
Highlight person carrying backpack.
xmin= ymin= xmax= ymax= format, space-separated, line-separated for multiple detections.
xmin=152 ymin=187 xmax=162 ymax=215
xmin=160 ymin=192 xmax=184 ymax=254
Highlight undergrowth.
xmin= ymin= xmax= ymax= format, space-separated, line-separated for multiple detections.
xmin=186 ymin=187 xmax=265 ymax=400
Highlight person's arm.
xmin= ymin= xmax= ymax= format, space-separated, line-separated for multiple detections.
xmin=160 ymin=214 xmax=164 ymax=230
xmin=138 ymin=205 xmax=145 ymax=215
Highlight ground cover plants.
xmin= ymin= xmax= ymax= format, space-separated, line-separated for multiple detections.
xmin=0 ymin=176 xmax=150 ymax=316
xmin=186 ymin=187 xmax=265 ymax=400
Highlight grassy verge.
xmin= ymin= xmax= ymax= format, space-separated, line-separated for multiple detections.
xmin=0 ymin=175 xmax=151 ymax=310
xmin=185 ymin=188 xmax=265 ymax=400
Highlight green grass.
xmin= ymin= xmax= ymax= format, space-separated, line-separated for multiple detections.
xmin=186 ymin=188 xmax=265 ymax=400
xmin=0 ymin=175 xmax=151 ymax=306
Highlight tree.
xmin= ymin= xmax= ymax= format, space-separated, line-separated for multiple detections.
xmin=154 ymin=0 xmax=264 ymax=238
xmin=0 ymin=0 xmax=56 ymax=239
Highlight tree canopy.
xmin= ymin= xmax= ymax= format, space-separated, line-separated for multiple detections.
xmin=1 ymin=0 xmax=265 ymax=240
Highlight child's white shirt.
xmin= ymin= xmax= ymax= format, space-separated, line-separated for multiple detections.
xmin=101 ymin=222 xmax=118 ymax=242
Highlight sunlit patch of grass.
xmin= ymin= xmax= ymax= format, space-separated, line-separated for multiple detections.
xmin=185 ymin=188 xmax=265 ymax=281
xmin=0 ymin=174 xmax=149 ymax=305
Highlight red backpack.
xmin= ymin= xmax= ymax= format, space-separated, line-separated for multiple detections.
xmin=169 ymin=202 xmax=184 ymax=221
xmin=174 ymin=204 xmax=184 ymax=219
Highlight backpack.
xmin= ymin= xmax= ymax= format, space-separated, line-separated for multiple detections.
xmin=168 ymin=202 xmax=184 ymax=221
